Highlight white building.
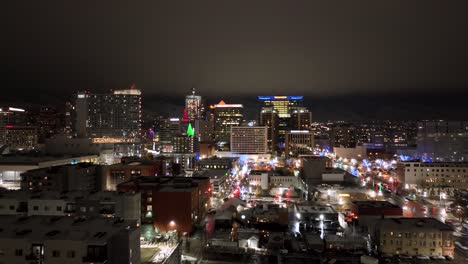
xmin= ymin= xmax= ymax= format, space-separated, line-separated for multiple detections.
xmin=0 ymin=215 xmax=140 ymax=264
xmin=247 ymin=173 xmax=306 ymax=192
xmin=185 ymin=88 xmax=203 ymax=120
xmin=0 ymin=190 xmax=140 ymax=223
xmin=230 ymin=126 xmax=268 ymax=154
xmin=397 ymin=161 xmax=468 ymax=196
xmin=75 ymin=87 xmax=142 ymax=139
xmin=212 ymin=100 xmax=243 ymax=144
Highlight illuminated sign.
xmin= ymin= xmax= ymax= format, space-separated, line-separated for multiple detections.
xmin=214 ymin=104 xmax=243 ymax=108
xmin=257 ymin=96 xmax=303 ymax=101
xmin=8 ymin=107 xmax=25 ymax=112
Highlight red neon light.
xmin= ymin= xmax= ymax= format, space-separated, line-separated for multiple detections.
xmin=5 ymin=125 xmax=14 ymax=129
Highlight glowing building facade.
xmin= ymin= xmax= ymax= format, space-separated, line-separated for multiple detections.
xmin=75 ymin=87 xmax=142 ymax=140
xmin=212 ymin=100 xmax=243 ymax=144
xmin=185 ymin=88 xmax=204 ymax=121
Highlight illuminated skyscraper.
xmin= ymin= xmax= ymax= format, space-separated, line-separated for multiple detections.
xmin=185 ymin=88 xmax=204 ymax=121
xmin=257 ymin=96 xmax=303 ymax=119
xmin=211 ymin=100 xmax=243 ymax=144
xmin=258 ymin=96 xmax=305 ymax=145
xmin=0 ymin=107 xmax=38 ymax=150
xmin=290 ymin=107 xmax=312 ymax=130
xmin=285 ymin=130 xmax=315 ymax=158
xmin=75 ymin=86 xmax=142 ymax=140
xmin=231 ymin=126 xmax=268 ymax=154
xmin=259 ymin=107 xmax=279 ymax=153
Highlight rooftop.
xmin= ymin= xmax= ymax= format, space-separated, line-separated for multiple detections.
xmin=0 ymin=190 xmax=137 ymax=201
xmin=0 ymin=154 xmax=97 ymax=166
xmin=377 ymin=218 xmax=452 ymax=231
xmin=118 ymin=176 xmax=210 ymax=192
xmin=297 ymin=205 xmax=337 ymax=214
xmin=0 ymin=215 xmax=137 ymax=242
xmin=352 ymin=200 xmax=400 ymax=209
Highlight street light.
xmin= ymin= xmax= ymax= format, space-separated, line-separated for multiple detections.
xmin=296 ymin=213 xmax=301 ymax=219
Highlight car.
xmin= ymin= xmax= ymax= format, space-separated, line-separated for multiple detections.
xmin=430 ymin=255 xmax=446 ymax=260
xmin=295 ymin=232 xmax=302 ymax=239
xmin=299 ymin=245 xmax=307 ymax=252
xmin=398 ymin=254 xmax=412 ymax=259
xmin=444 ymin=255 xmax=454 ymax=260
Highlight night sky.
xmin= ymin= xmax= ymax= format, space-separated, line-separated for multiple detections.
xmin=2 ymin=1 xmax=468 ymax=120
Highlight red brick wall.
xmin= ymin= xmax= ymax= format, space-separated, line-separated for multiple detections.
xmin=153 ymin=191 xmax=193 ymax=234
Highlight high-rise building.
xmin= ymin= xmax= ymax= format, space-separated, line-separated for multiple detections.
xmin=194 ymin=119 xmax=213 ymax=143
xmin=172 ymin=124 xmax=197 ymax=154
xmin=212 ymin=100 xmax=243 ymax=144
xmin=257 ymin=96 xmax=304 ymax=118
xmin=37 ymin=105 xmax=60 ymax=142
xmin=158 ymin=118 xmax=181 ymax=145
xmin=257 ymin=96 xmax=305 ymax=145
xmin=259 ymin=107 xmax=279 ymax=153
xmin=290 ymin=107 xmax=312 ymax=130
xmin=185 ymin=88 xmax=204 ymax=120
xmin=0 ymin=107 xmax=38 ymax=150
xmin=285 ymin=130 xmax=315 ymax=157
xmin=74 ymin=87 xmax=142 ymax=140
xmin=230 ymin=126 xmax=268 ymax=154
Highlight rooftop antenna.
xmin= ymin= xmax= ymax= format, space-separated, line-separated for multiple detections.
xmin=191 ymin=87 xmax=196 ymax=95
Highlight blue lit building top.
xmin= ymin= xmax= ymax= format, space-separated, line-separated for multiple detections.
xmin=257 ymin=96 xmax=304 ymax=101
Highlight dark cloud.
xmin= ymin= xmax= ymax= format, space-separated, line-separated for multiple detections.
xmin=1 ymin=1 xmax=468 ymax=118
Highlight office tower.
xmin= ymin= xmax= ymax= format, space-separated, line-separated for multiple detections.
xmin=257 ymin=96 xmax=304 ymax=118
xmin=185 ymin=87 xmax=204 ymax=120
xmin=230 ymin=126 xmax=268 ymax=154
xmin=257 ymin=96 xmax=304 ymax=144
xmin=74 ymin=86 xmax=142 ymax=139
xmin=212 ymin=100 xmax=243 ymax=144
xmin=285 ymin=130 xmax=315 ymax=157
xmin=259 ymin=107 xmax=279 ymax=153
xmin=172 ymin=124 xmax=198 ymax=153
xmin=37 ymin=105 xmax=60 ymax=142
xmin=0 ymin=107 xmax=38 ymax=150
xmin=158 ymin=118 xmax=181 ymax=145
xmin=194 ymin=119 xmax=213 ymax=143
xmin=290 ymin=107 xmax=312 ymax=130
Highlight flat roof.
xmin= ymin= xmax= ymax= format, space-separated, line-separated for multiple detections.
xmin=0 ymin=155 xmax=97 ymax=166
xmin=377 ymin=218 xmax=452 ymax=231
xmin=0 ymin=190 xmax=138 ymax=201
xmin=297 ymin=205 xmax=337 ymax=214
xmin=352 ymin=201 xmax=400 ymax=209
xmin=0 ymin=215 xmax=137 ymax=242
